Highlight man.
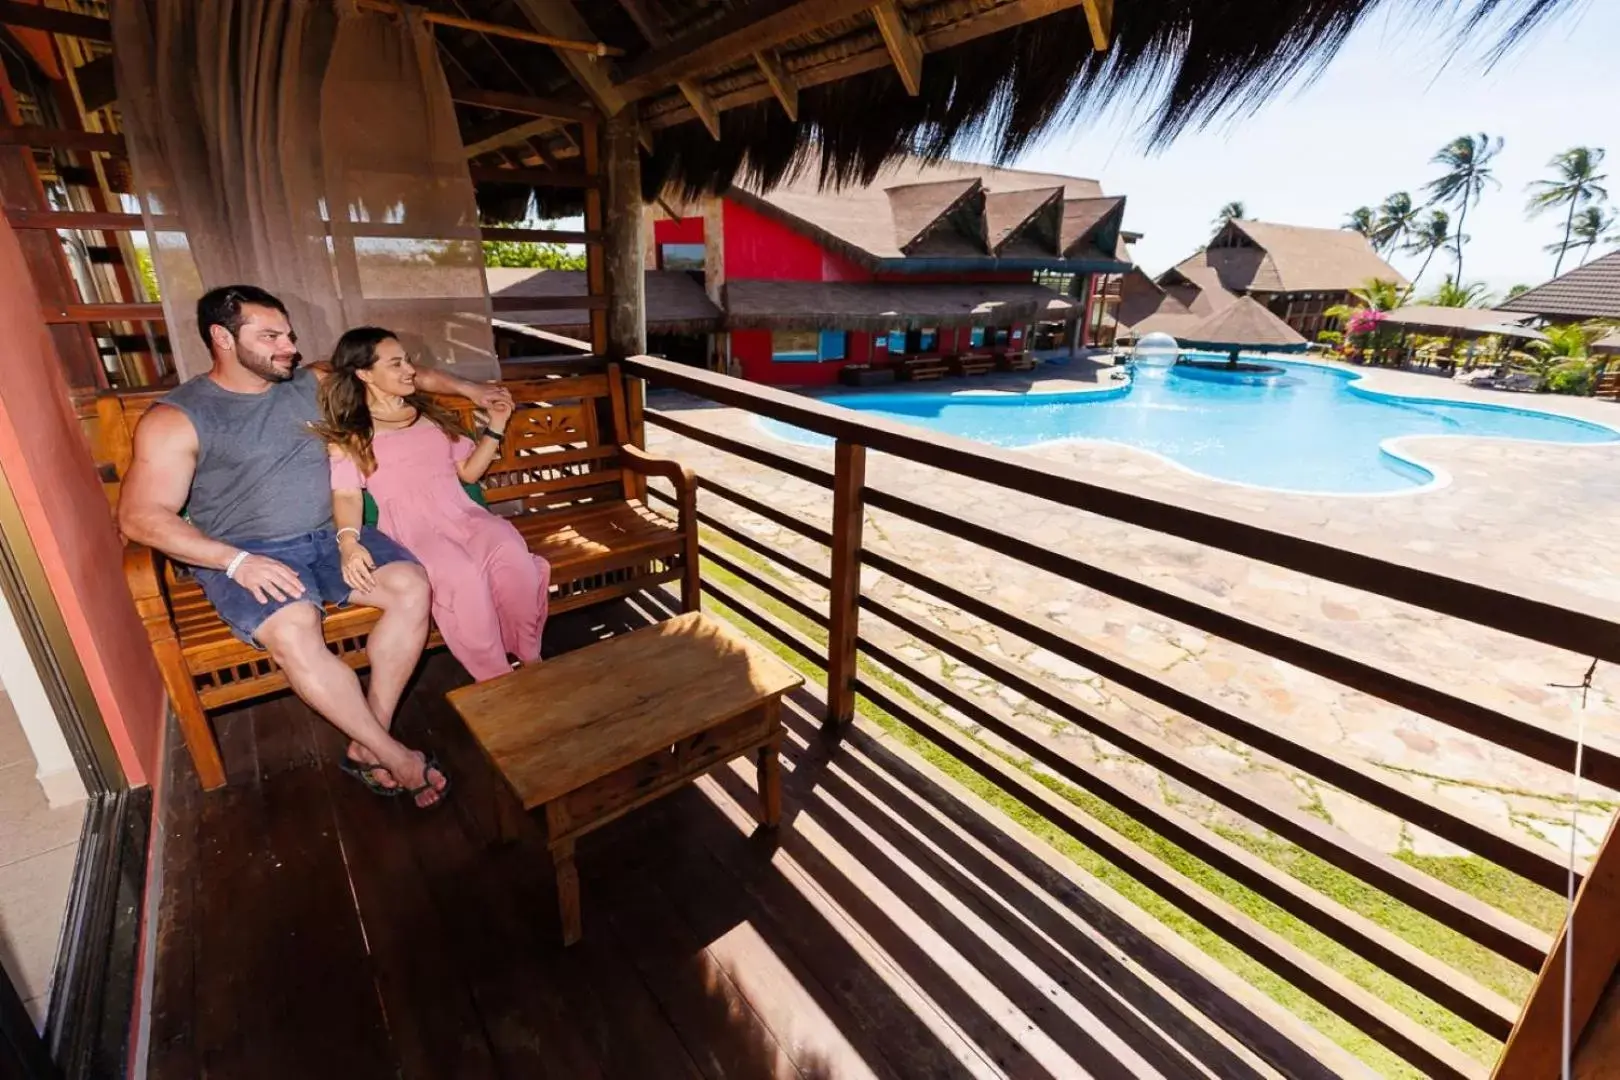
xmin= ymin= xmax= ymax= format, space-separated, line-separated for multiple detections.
xmin=119 ymin=285 xmax=511 ymax=807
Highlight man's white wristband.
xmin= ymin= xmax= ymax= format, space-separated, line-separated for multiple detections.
xmin=224 ymin=551 xmax=250 ymax=580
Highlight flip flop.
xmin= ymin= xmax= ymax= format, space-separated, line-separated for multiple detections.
xmin=340 ymin=755 xmax=404 ymax=797
xmin=404 ymin=755 xmax=451 ymax=810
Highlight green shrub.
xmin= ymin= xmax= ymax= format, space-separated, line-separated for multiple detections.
xmin=1546 ymin=359 xmax=1593 ymax=395
xmin=1316 ymin=330 xmax=1343 ymax=347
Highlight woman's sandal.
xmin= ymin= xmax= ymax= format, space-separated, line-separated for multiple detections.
xmin=339 ymin=755 xmax=404 ymax=798
xmin=404 ymin=755 xmax=451 ymax=809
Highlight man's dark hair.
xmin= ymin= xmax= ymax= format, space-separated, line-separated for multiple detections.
xmin=196 ymin=285 xmax=288 ymax=347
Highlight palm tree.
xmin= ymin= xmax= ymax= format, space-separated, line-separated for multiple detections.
xmin=1424 ymin=277 xmax=1493 ymax=308
xmin=1373 ymin=192 xmax=1419 ymax=254
xmin=1526 ymin=147 xmax=1609 ymax=276
xmin=1570 ymin=205 xmax=1618 ymax=266
xmin=1424 ymin=133 xmax=1504 ymax=284
xmin=1505 ymin=283 xmax=1532 ymax=300
xmin=1344 ymin=206 xmax=1376 ymax=239
xmin=1212 ymin=201 xmax=1246 ymax=230
xmin=1399 ymin=210 xmax=1451 ymax=299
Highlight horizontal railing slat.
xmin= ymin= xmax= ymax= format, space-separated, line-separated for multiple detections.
xmin=700 ymin=578 xmax=824 ymax=668
xmin=859 ymin=634 xmax=1521 ymax=1039
xmin=645 ymin=408 xmax=835 ymax=488
xmin=863 ymin=549 xmax=1576 ymax=893
xmin=860 ymin=590 xmax=1552 ymax=970
xmin=863 ymin=484 xmax=1618 ymax=792
xmin=702 ymin=546 xmax=829 ymax=630
xmin=854 ymin=677 xmax=1490 ymax=1080
xmin=699 ymin=476 xmax=834 ymax=547
xmin=624 ymin=355 xmax=1620 ymax=664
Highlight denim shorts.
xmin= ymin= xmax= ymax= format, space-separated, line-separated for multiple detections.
xmin=194 ymin=526 xmax=416 ymax=647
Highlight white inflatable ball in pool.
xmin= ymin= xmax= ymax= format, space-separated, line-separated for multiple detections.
xmin=1131 ymin=332 xmax=1180 ymax=366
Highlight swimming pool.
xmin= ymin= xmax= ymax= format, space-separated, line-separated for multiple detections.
xmin=759 ymin=357 xmax=1619 ymax=495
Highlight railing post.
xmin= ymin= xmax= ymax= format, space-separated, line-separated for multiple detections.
xmin=825 ymin=440 xmax=865 ymax=728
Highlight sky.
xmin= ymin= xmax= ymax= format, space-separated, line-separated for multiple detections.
xmin=1008 ymin=0 xmax=1619 ymax=298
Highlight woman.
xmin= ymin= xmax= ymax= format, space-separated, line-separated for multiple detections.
xmin=316 ymin=327 xmax=551 ymax=686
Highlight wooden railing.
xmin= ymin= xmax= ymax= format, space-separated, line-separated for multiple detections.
xmin=618 ymin=353 xmax=1619 ymax=1080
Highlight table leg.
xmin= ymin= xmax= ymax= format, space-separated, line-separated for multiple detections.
xmin=552 ymin=837 xmax=582 ymax=946
xmin=757 ymin=738 xmax=782 ymax=829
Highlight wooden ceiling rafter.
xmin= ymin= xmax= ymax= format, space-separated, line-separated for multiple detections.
xmin=639 ymin=0 xmax=1089 ymax=132
xmin=870 ymin=1 xmax=921 ymax=96
xmin=353 ymin=0 xmax=619 ymax=55
xmin=510 ymin=0 xmax=626 ymax=115
xmin=752 ymin=47 xmax=798 ymax=120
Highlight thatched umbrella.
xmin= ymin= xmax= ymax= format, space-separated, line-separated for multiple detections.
xmin=1594 ymin=331 xmax=1620 ymax=356
xmin=1175 ymin=297 xmax=1307 ymax=366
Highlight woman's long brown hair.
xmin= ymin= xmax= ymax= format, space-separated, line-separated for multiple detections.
xmin=312 ymin=326 xmax=467 ymax=475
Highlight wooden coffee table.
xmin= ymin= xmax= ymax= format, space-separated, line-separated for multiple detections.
xmin=446 ymin=611 xmax=804 ymax=945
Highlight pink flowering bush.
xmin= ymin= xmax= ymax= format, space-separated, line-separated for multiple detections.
xmin=1345 ymin=309 xmax=1386 ymax=338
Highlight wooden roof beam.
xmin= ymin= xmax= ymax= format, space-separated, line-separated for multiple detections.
xmin=870 ymin=1 xmax=921 ymax=96
xmin=1082 ymin=0 xmax=1114 ymax=50
xmin=464 ymin=116 xmax=566 ymax=159
xmin=450 ymin=87 xmax=596 ymax=122
xmin=509 ymin=0 xmax=627 ymax=116
xmin=753 ymin=49 xmax=798 ymax=121
xmin=677 ymin=81 xmax=722 ymax=140
xmin=645 ymin=0 xmax=1087 ymax=131
xmin=614 ymin=0 xmax=879 ymax=103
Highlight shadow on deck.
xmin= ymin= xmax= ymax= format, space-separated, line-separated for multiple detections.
xmin=145 ymin=594 xmax=1349 ymax=1080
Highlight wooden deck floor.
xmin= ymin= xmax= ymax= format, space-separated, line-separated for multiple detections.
xmin=145 ymin=596 xmax=1360 ymax=1080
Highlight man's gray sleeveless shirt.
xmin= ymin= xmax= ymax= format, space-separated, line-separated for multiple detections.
xmin=160 ymin=367 xmax=333 ymax=545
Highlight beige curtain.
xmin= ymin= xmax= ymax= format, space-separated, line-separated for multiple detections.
xmin=114 ymin=0 xmax=496 ymax=381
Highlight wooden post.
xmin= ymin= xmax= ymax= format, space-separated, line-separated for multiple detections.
xmin=825 ymin=440 xmax=865 ymax=728
xmin=581 ymin=121 xmax=608 ymax=357
xmin=1492 ymin=810 xmax=1620 ymax=1078
xmin=602 ymin=109 xmax=644 ymax=362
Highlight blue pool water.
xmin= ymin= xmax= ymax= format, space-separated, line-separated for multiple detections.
xmin=760 ymin=357 xmax=1619 ymax=494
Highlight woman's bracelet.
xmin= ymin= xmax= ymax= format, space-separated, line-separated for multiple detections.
xmin=335 ymin=526 xmax=361 ymax=544
xmin=479 ymin=426 xmax=506 ymax=444
xmin=224 ymin=550 xmax=250 ymax=580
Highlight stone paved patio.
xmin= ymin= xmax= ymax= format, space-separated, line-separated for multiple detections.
xmin=645 ymin=356 xmax=1620 ymax=868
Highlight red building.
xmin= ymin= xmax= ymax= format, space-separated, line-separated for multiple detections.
xmin=648 ymin=158 xmax=1132 ymax=386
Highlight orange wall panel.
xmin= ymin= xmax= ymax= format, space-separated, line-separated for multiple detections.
xmin=0 ymin=218 xmax=165 ymax=785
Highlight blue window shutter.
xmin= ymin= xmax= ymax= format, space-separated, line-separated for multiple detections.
xmin=818 ymin=330 xmax=846 ymax=360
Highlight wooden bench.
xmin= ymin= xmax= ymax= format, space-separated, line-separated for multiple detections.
xmin=996 ymin=350 xmax=1038 ymax=372
xmin=894 ymin=355 xmax=947 ymax=381
xmin=447 ymin=611 xmax=803 ymax=945
xmin=101 ymin=362 xmax=699 ymax=791
xmin=948 ymin=352 xmax=995 ymax=377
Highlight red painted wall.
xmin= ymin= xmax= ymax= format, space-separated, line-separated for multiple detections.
xmin=652 ymin=215 xmax=704 ymax=256
xmin=0 ymin=219 xmax=165 ymax=786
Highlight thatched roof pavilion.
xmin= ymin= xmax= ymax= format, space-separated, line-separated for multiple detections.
xmin=1176 ymin=296 xmax=1308 ymax=356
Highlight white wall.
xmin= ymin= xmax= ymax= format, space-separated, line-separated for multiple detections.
xmin=0 ymin=586 xmax=84 ymax=806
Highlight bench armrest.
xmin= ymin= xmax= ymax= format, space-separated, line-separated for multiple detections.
xmin=619 ymin=445 xmax=701 ymax=612
xmin=620 ymin=444 xmax=695 ymax=496
xmin=123 ymin=541 xmax=168 ymax=609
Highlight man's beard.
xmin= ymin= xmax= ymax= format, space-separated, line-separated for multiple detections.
xmin=238 ymin=350 xmax=295 ymax=383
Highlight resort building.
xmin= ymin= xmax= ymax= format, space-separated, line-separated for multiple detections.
xmin=1496 ymin=248 xmax=1620 ymax=322
xmin=1122 ymin=219 xmax=1405 ymax=341
xmin=500 ymin=159 xmax=1134 ymax=386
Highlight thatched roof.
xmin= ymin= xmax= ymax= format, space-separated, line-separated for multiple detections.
xmin=427 ymin=1 xmax=1577 ymax=222
xmin=1380 ymin=306 xmax=1545 ymax=340
xmin=723 ymin=279 xmax=1074 ymax=331
xmin=1593 ymin=331 xmax=1620 ymax=355
xmin=727 ymin=156 xmax=1127 ymax=269
xmin=1118 ymin=261 xmax=1240 ymax=338
xmin=1496 ymin=251 xmax=1620 ymax=320
xmin=1176 ymin=296 xmax=1307 ymax=351
xmin=1175 ymin=220 xmax=1405 ymax=295
xmin=486 ymin=268 xmax=721 ymax=334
